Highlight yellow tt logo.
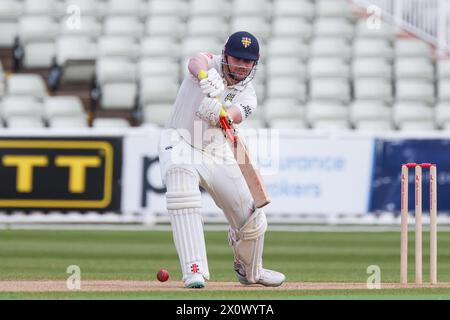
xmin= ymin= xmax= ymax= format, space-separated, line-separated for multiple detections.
xmin=2 ymin=155 xmax=101 ymax=193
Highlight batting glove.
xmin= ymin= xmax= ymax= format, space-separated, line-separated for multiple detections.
xmin=196 ymin=97 xmax=222 ymax=126
xmin=199 ymin=68 xmax=225 ymax=98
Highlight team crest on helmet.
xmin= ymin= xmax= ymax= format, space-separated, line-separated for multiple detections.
xmin=241 ymin=37 xmax=252 ymax=48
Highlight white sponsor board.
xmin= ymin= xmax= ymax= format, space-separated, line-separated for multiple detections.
xmin=261 ymin=134 xmax=374 ymax=215
xmin=122 ymin=128 xmax=375 ymax=219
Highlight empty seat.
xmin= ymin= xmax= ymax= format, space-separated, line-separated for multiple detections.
xmin=0 ymin=20 xmax=18 ymax=47
xmin=353 ymin=39 xmax=393 ymax=60
xmin=395 ymin=39 xmax=433 ymax=58
xmin=267 ymin=58 xmax=306 ymax=78
xmin=98 ymin=36 xmax=139 ymax=60
xmin=101 ymin=83 xmax=138 ymax=109
xmin=437 ymin=60 xmax=450 ymax=79
xmin=309 ymin=38 xmax=351 ymax=60
xmin=263 ymin=98 xmax=305 ymax=120
xmin=55 ymin=37 xmax=97 ymax=85
xmin=355 ymin=19 xmax=396 ymax=41
xmin=350 ymin=100 xmax=391 ymax=124
xmin=1 ymin=96 xmax=44 ymax=118
xmin=18 ymin=16 xmax=59 ymax=43
xmin=316 ymin=0 xmax=354 ymax=20
xmin=140 ymin=76 xmax=178 ymax=105
xmin=273 ymin=0 xmax=315 ymax=20
xmin=266 ymin=37 xmax=309 ymax=60
xmin=399 ymin=121 xmax=436 ymax=131
xmin=141 ymin=37 xmax=181 ymax=58
xmin=238 ymin=116 xmax=267 ymax=129
xmin=44 ymin=96 xmax=85 ymax=118
xmin=103 ymin=16 xmax=144 ymax=38
xmin=309 ymin=79 xmax=351 ymax=103
xmin=434 ymin=102 xmax=450 ymax=127
xmin=23 ymin=41 xmax=57 ymax=68
xmin=393 ymin=102 xmax=434 ymax=126
xmin=105 ymin=0 xmax=145 ymax=17
xmin=96 ymin=58 xmax=137 ymax=84
xmin=395 ymin=58 xmax=434 ymax=81
xmin=354 ymin=79 xmax=392 ymax=103
xmin=147 ymin=0 xmax=189 ymax=17
xmin=312 ymin=119 xmax=350 ymax=130
xmin=266 ymin=77 xmax=307 ymax=102
xmin=314 ymin=18 xmax=354 ymax=39
xmin=232 ymin=0 xmax=272 ymax=17
xmin=355 ymin=119 xmax=394 ymax=131
xmin=269 ymin=118 xmax=307 ymax=129
xmin=6 ymin=116 xmax=45 ymax=129
xmin=92 ymin=118 xmax=130 ymax=128
xmin=7 ymin=74 xmax=47 ymax=99
xmin=306 ymin=101 xmax=348 ymax=124
xmin=0 ymin=0 xmax=23 ymax=19
xmin=396 ymin=80 xmax=435 ymax=104
xmin=63 ymin=0 xmax=105 ymax=18
xmin=49 ymin=116 xmax=89 ymax=128
xmin=181 ymin=37 xmax=222 ymax=59
xmin=59 ymin=16 xmax=102 ymax=38
xmin=96 ymin=58 xmax=137 ymax=110
xmin=308 ymin=58 xmax=350 ymax=79
xmin=23 ymin=0 xmax=62 ymax=16
xmin=230 ymin=16 xmax=271 ymax=41
xmin=186 ymin=17 xmax=228 ymax=39
xmin=439 ymin=79 xmax=450 ymax=101
xmin=352 ymin=58 xmax=392 ymax=79
xmin=145 ymin=16 xmax=185 ymax=38
xmin=190 ymin=0 xmax=231 ymax=17
xmin=143 ymin=103 xmax=173 ymax=126
xmin=56 ymin=36 xmax=97 ymax=66
xmin=0 ymin=0 xmax=22 ymax=46
xmin=272 ymin=17 xmax=312 ymax=40
xmin=18 ymin=16 xmax=58 ymax=67
xmin=138 ymin=58 xmax=179 ymax=80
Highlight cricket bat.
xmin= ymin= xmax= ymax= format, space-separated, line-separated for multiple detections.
xmin=198 ymin=70 xmax=271 ymax=208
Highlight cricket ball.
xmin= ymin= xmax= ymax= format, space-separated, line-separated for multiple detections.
xmin=157 ymin=269 xmax=169 ymax=282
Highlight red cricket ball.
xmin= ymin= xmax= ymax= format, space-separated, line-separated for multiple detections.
xmin=157 ymin=269 xmax=169 ymax=282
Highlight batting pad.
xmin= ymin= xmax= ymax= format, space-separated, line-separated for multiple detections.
xmin=165 ymin=167 xmax=210 ymax=281
xmin=228 ymin=208 xmax=268 ymax=283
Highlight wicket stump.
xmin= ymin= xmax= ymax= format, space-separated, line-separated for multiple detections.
xmin=400 ymin=163 xmax=437 ymax=285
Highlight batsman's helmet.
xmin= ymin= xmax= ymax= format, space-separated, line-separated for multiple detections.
xmin=224 ymin=31 xmax=260 ymax=61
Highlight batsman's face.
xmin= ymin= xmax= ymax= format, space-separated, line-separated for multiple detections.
xmin=227 ymin=56 xmax=255 ymax=81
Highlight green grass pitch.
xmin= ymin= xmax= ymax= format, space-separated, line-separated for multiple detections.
xmin=0 ymin=228 xmax=449 ymax=299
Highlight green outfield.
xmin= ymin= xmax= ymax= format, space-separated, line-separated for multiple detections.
xmin=0 ymin=228 xmax=449 ymax=299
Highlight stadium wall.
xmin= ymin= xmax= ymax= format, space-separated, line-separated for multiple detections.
xmin=1 ymin=128 xmax=450 ymax=225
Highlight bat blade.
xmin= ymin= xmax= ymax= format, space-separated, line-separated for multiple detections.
xmin=228 ymin=132 xmax=271 ymax=208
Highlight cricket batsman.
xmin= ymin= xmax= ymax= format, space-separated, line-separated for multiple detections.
xmin=158 ymin=31 xmax=285 ymax=288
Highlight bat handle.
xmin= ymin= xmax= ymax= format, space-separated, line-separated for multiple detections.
xmin=198 ymin=69 xmax=208 ymax=80
xmin=197 ymin=70 xmax=236 ymax=142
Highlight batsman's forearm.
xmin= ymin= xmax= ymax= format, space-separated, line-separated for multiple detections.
xmin=226 ymin=106 xmax=243 ymax=124
xmin=188 ymin=54 xmax=209 ymax=79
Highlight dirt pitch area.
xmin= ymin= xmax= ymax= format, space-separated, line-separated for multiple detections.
xmin=0 ymin=281 xmax=449 ymax=292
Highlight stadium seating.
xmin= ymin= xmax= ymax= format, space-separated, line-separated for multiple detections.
xmin=0 ymin=0 xmax=446 ymax=131
xmin=48 ymin=116 xmax=89 ymax=128
xmin=92 ymin=117 xmax=131 ymax=128
xmin=6 ymin=115 xmax=45 ymax=128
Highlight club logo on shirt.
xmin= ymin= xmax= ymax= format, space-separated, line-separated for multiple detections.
xmin=241 ymin=37 xmax=252 ymax=48
xmin=224 ymin=91 xmax=237 ymax=103
xmin=241 ymin=104 xmax=252 ymax=118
